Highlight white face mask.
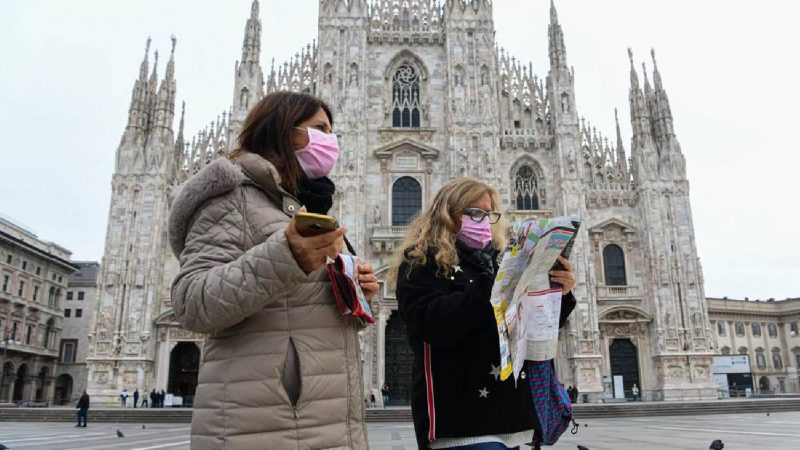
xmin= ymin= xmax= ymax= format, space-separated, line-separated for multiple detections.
xmin=294 ymin=127 xmax=340 ymax=179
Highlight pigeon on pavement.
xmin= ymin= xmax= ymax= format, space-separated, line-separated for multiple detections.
xmin=117 ymin=429 xmax=125 ymax=438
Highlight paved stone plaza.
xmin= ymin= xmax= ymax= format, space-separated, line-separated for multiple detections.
xmin=0 ymin=412 xmax=798 ymax=449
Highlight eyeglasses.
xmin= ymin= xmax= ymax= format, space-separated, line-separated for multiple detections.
xmin=464 ymin=208 xmax=502 ymax=224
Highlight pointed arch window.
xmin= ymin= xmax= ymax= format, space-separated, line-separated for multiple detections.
xmin=392 ymin=65 xmax=421 ymax=128
xmin=513 ymin=165 xmax=539 ymax=210
xmin=603 ymin=244 xmax=627 ymax=286
xmin=392 ymin=177 xmax=422 ymax=226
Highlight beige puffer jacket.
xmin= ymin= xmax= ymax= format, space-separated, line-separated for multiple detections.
xmin=168 ymin=153 xmax=368 ymax=449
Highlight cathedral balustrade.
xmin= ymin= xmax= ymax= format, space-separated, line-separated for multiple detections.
xmin=596 ymin=285 xmax=642 ymax=301
xmin=367 ymin=31 xmax=444 ymax=46
xmin=586 ymin=188 xmax=637 ymax=208
xmin=370 ymin=226 xmax=409 ymax=254
xmin=505 ymin=209 xmax=555 ymax=223
xmin=499 ymin=129 xmax=551 ymax=150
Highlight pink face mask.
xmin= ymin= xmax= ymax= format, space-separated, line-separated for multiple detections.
xmin=457 ymin=215 xmax=493 ymax=250
xmin=295 ymin=127 xmax=340 ymax=179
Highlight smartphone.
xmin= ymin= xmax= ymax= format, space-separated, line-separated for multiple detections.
xmin=294 ymin=212 xmax=339 ymax=237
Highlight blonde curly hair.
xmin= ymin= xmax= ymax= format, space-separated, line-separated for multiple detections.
xmin=389 ymin=177 xmax=507 ymax=283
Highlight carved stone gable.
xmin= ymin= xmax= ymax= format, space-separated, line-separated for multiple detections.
xmin=589 ymin=218 xmax=638 ymax=240
xmin=374 ymin=137 xmax=439 ymax=174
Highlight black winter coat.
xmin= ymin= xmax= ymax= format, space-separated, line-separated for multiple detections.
xmin=397 ymin=242 xmax=576 ymax=449
xmin=76 ymin=393 xmax=90 ymax=410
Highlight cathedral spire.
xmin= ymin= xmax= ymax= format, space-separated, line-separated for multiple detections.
xmin=614 ymin=108 xmax=628 ymax=177
xmin=649 ymin=47 xmax=677 ymax=155
xmin=164 ymin=35 xmax=176 ymax=83
xmin=126 ymin=37 xmax=152 ymax=131
xmin=145 ymin=49 xmax=160 ymax=132
xmin=231 ymin=0 xmax=265 ymax=138
xmin=548 ymin=0 xmax=568 ymax=71
xmin=149 ymin=50 xmax=159 ymax=92
xmin=642 ymin=62 xmax=652 ymax=96
xmin=139 ymin=37 xmax=151 ymax=81
xmin=615 ymin=109 xmax=625 ymax=161
xmin=628 ymin=49 xmax=650 ymax=139
xmin=174 ymin=101 xmax=186 ymax=173
xmin=628 ymin=47 xmax=639 ymax=90
xmin=176 ymin=101 xmax=185 ymax=147
xmin=651 ymin=48 xmax=663 ymax=92
xmin=240 ymin=0 xmax=261 ymax=66
xmin=154 ymin=36 xmax=177 ymax=132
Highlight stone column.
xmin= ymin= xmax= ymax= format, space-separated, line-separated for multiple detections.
xmin=23 ymin=377 xmax=34 ymax=402
xmin=44 ymin=376 xmax=55 ymax=405
xmin=377 ymin=306 xmax=391 ymax=408
xmin=155 ymin=340 xmax=174 ymax=391
xmin=3 ymin=370 xmax=15 ymax=403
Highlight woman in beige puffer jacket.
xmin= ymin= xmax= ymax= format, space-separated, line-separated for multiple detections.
xmin=168 ymin=92 xmax=376 ymax=449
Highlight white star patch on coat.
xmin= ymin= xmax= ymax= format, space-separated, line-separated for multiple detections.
xmin=490 ymin=364 xmax=501 ymax=381
xmin=478 ymin=387 xmax=489 ymax=398
xmin=454 ymin=265 xmax=463 ymax=273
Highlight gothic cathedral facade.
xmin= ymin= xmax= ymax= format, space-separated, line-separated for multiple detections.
xmin=86 ymin=0 xmax=717 ymax=404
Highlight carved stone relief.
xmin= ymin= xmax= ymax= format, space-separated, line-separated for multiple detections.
xmin=95 ymin=372 xmax=109 ymax=385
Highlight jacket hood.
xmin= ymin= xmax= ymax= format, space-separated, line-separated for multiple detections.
xmin=167 ymin=153 xmax=288 ymax=258
xmin=168 ymin=157 xmax=244 ymax=258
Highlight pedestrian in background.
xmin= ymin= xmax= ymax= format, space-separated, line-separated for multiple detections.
xmin=119 ymin=389 xmax=128 ymax=407
xmin=75 ymin=390 xmax=89 ymax=427
xmin=382 ymin=383 xmax=390 ymax=408
xmin=133 ymin=388 xmax=140 ymax=408
xmin=150 ymin=389 xmax=156 ymax=408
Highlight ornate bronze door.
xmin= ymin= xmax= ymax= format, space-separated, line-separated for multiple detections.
xmin=384 ymin=312 xmax=413 ymax=406
xmin=609 ymin=338 xmax=640 ymax=398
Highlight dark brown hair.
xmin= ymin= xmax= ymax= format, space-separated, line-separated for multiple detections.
xmin=235 ymin=91 xmax=333 ymax=195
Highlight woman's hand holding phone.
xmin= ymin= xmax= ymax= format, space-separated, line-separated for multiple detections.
xmin=286 ymin=209 xmax=346 ymax=273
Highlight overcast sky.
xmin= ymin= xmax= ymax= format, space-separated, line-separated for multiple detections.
xmin=0 ymin=0 xmax=797 ymax=300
